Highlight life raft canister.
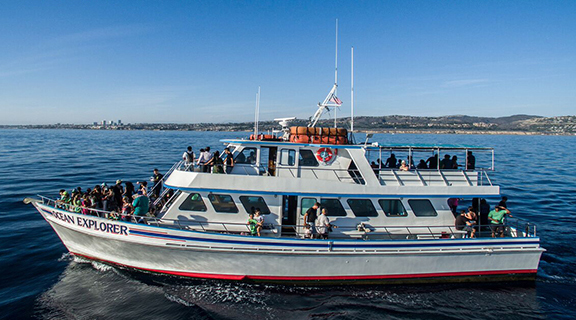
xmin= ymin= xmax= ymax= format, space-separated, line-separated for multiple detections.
xmin=316 ymin=147 xmax=334 ymax=163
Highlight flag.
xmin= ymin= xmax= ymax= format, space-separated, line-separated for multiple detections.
xmin=329 ymin=95 xmax=342 ymax=105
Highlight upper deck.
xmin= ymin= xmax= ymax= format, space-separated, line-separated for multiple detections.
xmin=213 ymin=138 xmax=495 ymax=187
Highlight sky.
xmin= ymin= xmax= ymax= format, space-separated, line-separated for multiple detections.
xmin=0 ymin=0 xmax=575 ymax=125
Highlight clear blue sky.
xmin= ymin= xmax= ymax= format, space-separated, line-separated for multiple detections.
xmin=1 ymin=0 xmax=574 ymax=125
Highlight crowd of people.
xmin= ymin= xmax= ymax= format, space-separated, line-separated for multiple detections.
xmin=183 ymin=146 xmax=234 ymax=174
xmin=55 ymin=168 xmax=175 ymax=223
xmin=371 ymin=151 xmax=476 ymax=172
xmin=453 ymin=196 xmax=513 ymax=238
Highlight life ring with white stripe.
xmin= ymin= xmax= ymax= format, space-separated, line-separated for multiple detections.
xmin=316 ymin=148 xmax=334 ymax=163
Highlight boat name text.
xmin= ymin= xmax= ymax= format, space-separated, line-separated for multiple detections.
xmin=51 ymin=211 xmax=129 ymax=235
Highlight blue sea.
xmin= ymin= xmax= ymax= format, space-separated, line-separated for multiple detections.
xmin=1 ymin=129 xmax=575 ymax=319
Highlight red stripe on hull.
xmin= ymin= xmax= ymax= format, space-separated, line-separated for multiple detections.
xmin=71 ymin=252 xmax=537 ymax=282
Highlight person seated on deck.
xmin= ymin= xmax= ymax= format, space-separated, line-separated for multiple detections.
xmin=132 ymin=191 xmax=150 ymax=223
xmin=440 ymin=154 xmax=453 ymax=169
xmin=426 ymin=154 xmax=438 ymax=170
xmin=466 ymin=151 xmax=475 ymax=170
xmin=451 ymin=155 xmax=459 ymax=169
xmin=399 ymin=160 xmax=409 ymax=171
xmin=254 ymin=208 xmax=264 ymax=236
xmin=488 ymin=206 xmax=512 ymax=238
xmin=316 ymin=208 xmax=337 ymax=239
xmin=247 ymin=213 xmax=258 ymax=236
xmin=417 ymin=159 xmax=427 ymax=169
xmin=466 ymin=209 xmax=477 ymax=238
xmin=246 ymin=151 xmax=256 ymax=164
xmin=384 ymin=154 xmax=397 ymax=168
xmin=455 ymin=210 xmax=468 ymax=232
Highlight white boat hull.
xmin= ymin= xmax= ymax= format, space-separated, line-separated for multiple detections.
xmin=36 ymin=203 xmax=543 ymax=284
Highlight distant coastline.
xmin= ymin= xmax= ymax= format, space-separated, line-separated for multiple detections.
xmin=2 ymin=114 xmax=575 ymax=135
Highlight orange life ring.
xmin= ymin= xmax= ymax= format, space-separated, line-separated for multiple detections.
xmin=316 ymin=147 xmax=334 ymax=163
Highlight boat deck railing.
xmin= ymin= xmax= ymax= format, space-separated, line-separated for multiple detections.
xmin=173 ymin=160 xmax=493 ymax=187
xmin=36 ymin=195 xmax=537 ymax=241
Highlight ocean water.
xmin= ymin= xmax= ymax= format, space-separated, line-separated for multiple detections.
xmin=1 ymin=129 xmax=575 ymax=319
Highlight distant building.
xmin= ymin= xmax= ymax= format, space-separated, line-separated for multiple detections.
xmin=118 ymin=120 xmax=122 ymax=126
xmin=102 ymin=120 xmax=106 ymax=127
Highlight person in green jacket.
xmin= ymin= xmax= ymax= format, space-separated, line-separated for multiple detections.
xmin=132 ymin=191 xmax=150 ymax=221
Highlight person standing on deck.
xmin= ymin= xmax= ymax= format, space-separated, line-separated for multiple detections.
xmin=224 ymin=148 xmax=234 ymax=174
xmin=466 ymin=151 xmax=476 ymax=170
xmin=151 ymin=168 xmax=163 ymax=199
xmin=132 ymin=191 xmax=150 ymax=221
xmin=304 ymin=202 xmax=320 ymax=236
xmin=183 ymin=146 xmax=194 ymax=170
xmin=488 ymin=206 xmax=512 ymax=238
xmin=196 ymin=148 xmax=208 ymax=172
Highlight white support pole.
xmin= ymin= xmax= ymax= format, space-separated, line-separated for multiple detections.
xmin=351 ymin=46 xmax=354 ymax=133
xmin=334 ymin=19 xmax=338 ymax=128
xmin=254 ymin=86 xmax=260 ymax=139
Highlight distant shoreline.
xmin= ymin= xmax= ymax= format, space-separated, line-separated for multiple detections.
xmin=1 ymin=126 xmax=574 ymax=136
xmin=1 ymin=114 xmax=575 ymax=135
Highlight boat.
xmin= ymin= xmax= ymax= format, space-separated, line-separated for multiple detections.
xmin=25 ymin=113 xmax=544 ymax=285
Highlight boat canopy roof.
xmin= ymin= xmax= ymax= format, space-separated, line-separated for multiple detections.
xmin=221 ymin=139 xmax=493 ymax=151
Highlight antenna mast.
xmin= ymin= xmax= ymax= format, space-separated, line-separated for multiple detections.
xmin=334 ymin=19 xmax=338 ymax=128
xmin=254 ymin=86 xmax=260 ymax=139
xmin=351 ymin=46 xmax=354 ymax=133
xmin=308 ymin=19 xmax=342 ymax=128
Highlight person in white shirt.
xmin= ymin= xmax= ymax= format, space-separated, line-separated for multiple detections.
xmin=196 ymin=148 xmax=209 ymax=172
xmin=315 ymin=208 xmax=336 ymax=239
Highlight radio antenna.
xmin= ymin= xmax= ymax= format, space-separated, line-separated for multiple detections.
xmin=351 ymin=46 xmax=354 ymax=133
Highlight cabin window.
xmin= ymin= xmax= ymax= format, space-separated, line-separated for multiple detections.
xmin=378 ymin=199 xmax=407 ymax=217
xmin=408 ymin=199 xmax=438 ymax=217
xmin=178 ymin=193 xmax=207 ymax=212
xmin=300 ymin=197 xmax=317 ymax=216
xmin=208 ymin=194 xmax=239 ymax=213
xmin=239 ymin=196 xmax=271 ymax=214
xmin=235 ymin=147 xmax=257 ymax=164
xmin=347 ymin=199 xmax=378 ymax=217
xmin=299 ymin=149 xmax=319 ymax=167
xmin=320 ymin=199 xmax=347 ymax=216
xmin=279 ymin=149 xmax=296 ymax=166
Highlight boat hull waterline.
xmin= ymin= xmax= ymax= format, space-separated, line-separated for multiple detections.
xmin=35 ymin=202 xmax=543 ymax=284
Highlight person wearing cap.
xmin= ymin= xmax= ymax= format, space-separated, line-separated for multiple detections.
xmin=488 ymin=205 xmax=512 ymax=238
